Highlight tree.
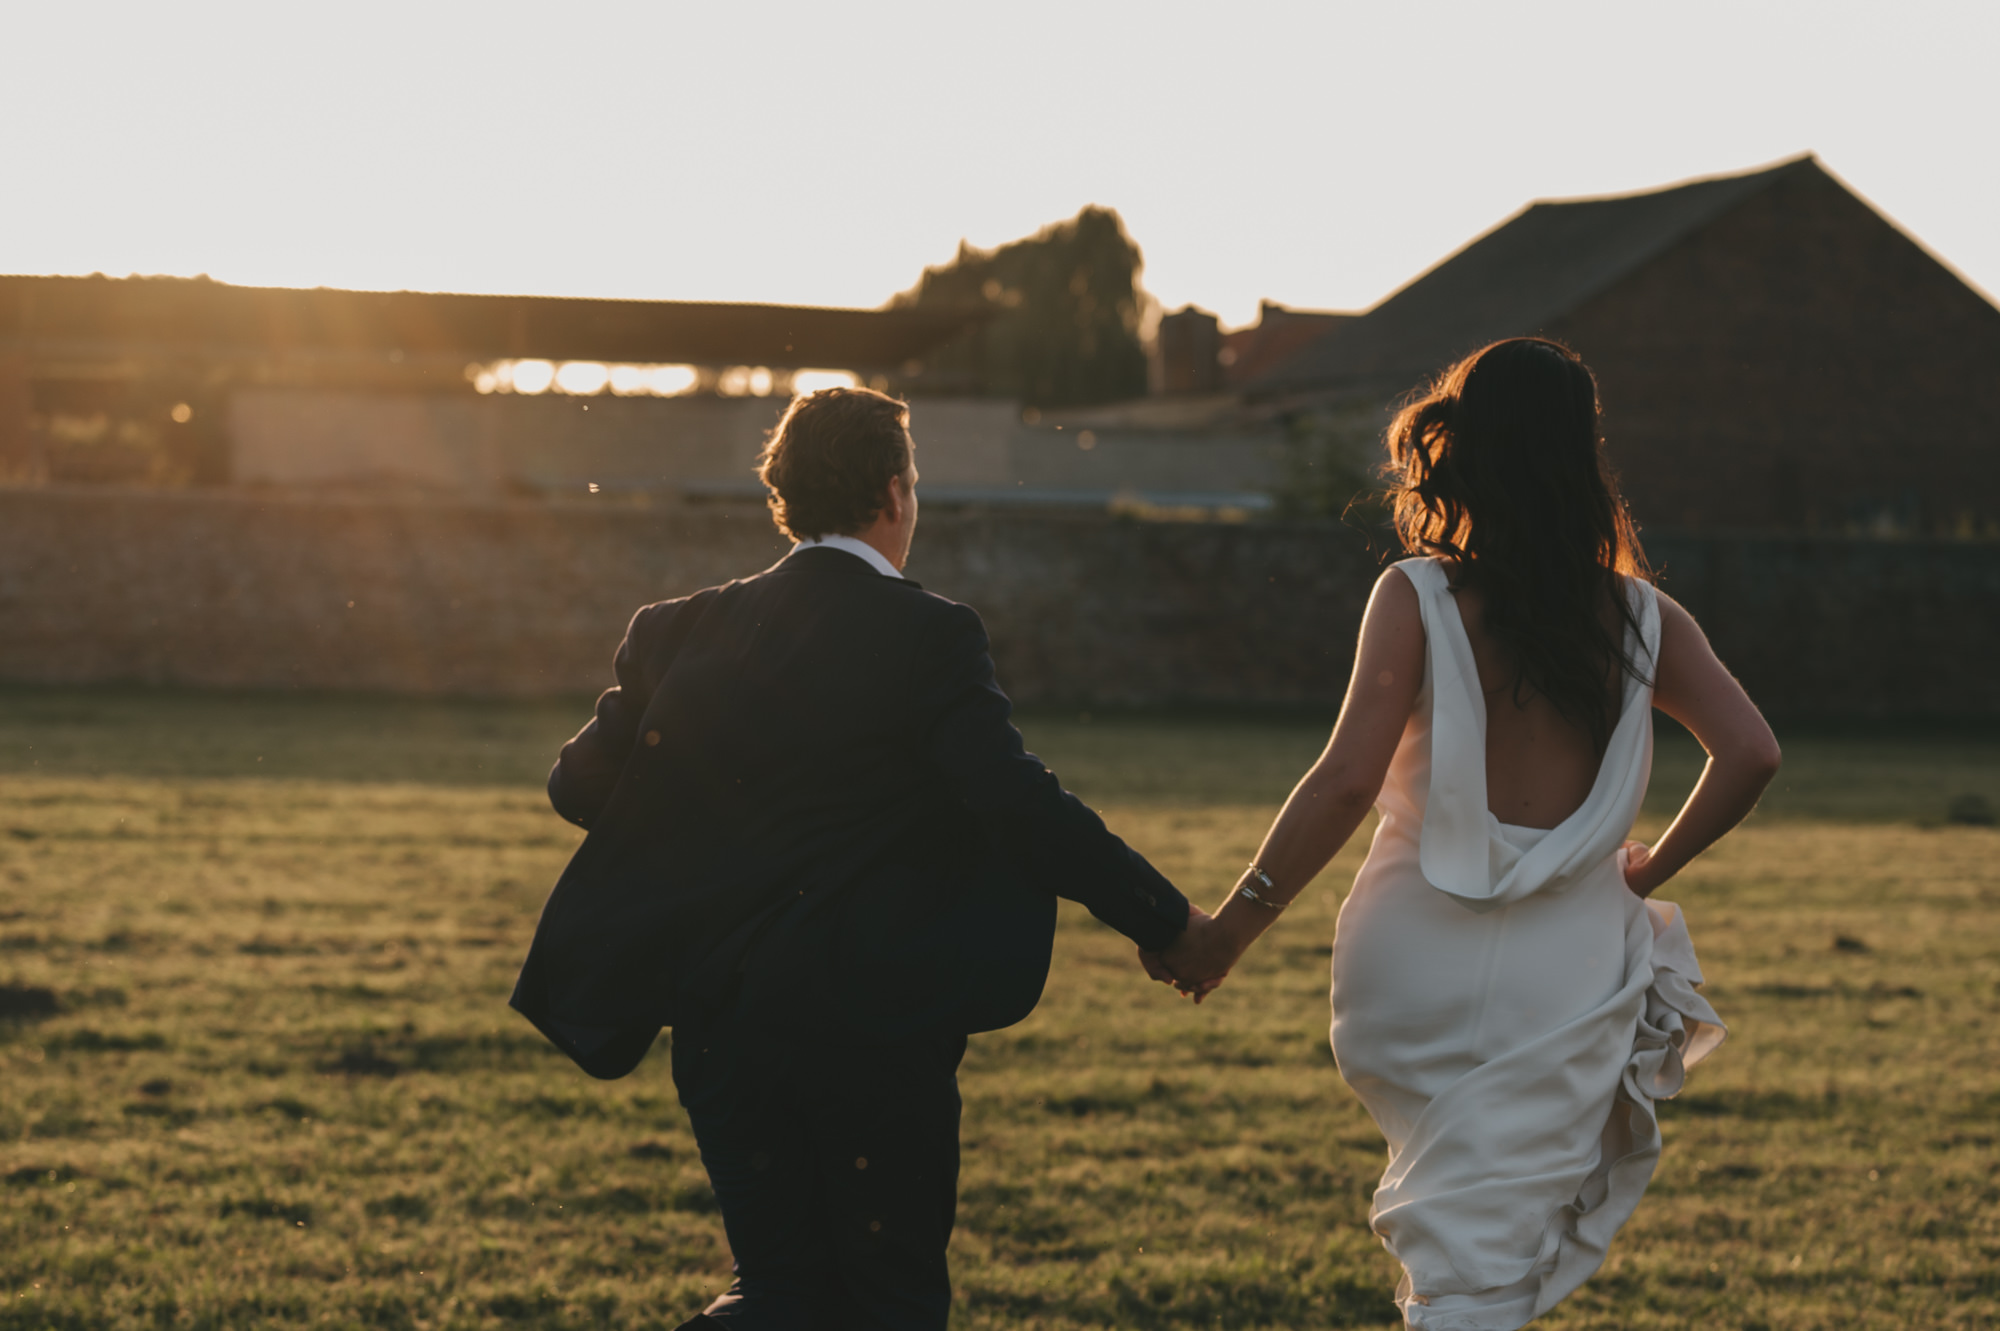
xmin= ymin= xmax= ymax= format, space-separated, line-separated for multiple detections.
xmin=890 ymin=206 xmax=1149 ymax=407
xmin=1275 ymin=402 xmax=1393 ymax=533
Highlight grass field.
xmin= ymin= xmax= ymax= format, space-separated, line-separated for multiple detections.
xmin=2 ymin=687 xmax=1998 ymax=1330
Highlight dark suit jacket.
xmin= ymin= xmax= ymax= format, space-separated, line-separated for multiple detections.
xmin=510 ymin=546 xmax=1189 ymax=1078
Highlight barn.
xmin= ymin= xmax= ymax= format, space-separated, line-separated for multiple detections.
xmin=1252 ymin=155 xmax=2000 ymax=535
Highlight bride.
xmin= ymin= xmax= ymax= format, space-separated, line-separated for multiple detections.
xmin=1148 ymin=338 xmax=1780 ymax=1328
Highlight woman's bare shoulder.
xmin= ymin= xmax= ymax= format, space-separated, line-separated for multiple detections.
xmin=1374 ymin=562 xmax=1425 ymax=610
xmin=1647 ymin=588 xmax=1736 ymax=699
xmin=1365 ymin=565 xmax=1427 ymax=656
xmin=1649 ymin=587 xmax=1710 ymax=644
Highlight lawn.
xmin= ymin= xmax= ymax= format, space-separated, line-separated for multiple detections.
xmin=2 ymin=688 xmax=1997 ymax=1330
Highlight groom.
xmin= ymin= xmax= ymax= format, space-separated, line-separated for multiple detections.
xmin=511 ymin=386 xmax=1224 ymax=1329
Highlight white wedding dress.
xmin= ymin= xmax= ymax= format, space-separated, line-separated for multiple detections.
xmin=1331 ymin=557 xmax=1725 ymax=1330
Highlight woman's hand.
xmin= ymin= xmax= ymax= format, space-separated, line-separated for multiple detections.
xmin=1143 ymin=909 xmax=1239 ymax=1003
xmin=1621 ymin=840 xmax=1658 ymax=897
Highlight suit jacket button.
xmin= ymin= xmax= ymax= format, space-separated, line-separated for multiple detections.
xmin=644 ymin=730 xmax=662 ymax=747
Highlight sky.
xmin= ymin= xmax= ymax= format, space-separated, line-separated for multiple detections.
xmin=3 ymin=0 xmax=1995 ymax=329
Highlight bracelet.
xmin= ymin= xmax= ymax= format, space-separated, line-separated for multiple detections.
xmin=1236 ymin=863 xmax=1288 ymax=911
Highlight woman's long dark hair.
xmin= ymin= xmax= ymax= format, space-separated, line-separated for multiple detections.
xmin=1385 ymin=337 xmax=1653 ymax=751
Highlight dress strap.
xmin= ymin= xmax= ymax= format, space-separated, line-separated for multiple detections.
xmin=1392 ymin=558 xmax=1493 ymax=903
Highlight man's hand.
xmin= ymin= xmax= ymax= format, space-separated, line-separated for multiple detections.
xmin=1138 ymin=908 xmax=1237 ymax=1003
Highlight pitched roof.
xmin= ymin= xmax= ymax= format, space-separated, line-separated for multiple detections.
xmin=1253 ymin=154 xmax=1826 ymax=397
xmin=1221 ymin=302 xmax=1353 ymax=387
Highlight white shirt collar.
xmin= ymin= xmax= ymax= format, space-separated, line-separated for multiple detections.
xmin=788 ymin=533 xmax=904 ymax=580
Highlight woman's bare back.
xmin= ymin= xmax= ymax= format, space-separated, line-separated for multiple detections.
xmin=1447 ymin=579 xmax=1622 ymax=830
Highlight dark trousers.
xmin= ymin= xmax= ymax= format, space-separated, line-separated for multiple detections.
xmin=671 ymin=1023 xmax=968 ymax=1331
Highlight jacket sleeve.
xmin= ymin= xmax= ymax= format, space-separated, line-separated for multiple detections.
xmin=915 ymin=601 xmax=1189 ymax=952
xmin=548 ymin=597 xmax=695 ymax=829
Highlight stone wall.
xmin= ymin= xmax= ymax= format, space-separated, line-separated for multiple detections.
xmin=1642 ymin=530 xmax=2000 ymax=720
xmin=1 ymin=487 xmax=1994 ymax=718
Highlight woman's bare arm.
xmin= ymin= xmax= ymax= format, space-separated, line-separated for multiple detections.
xmin=1151 ymin=566 xmax=1426 ymax=990
xmin=1624 ymin=591 xmax=1782 ymax=896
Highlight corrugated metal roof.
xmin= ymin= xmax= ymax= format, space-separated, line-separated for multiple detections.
xmin=0 ymin=274 xmax=982 ymax=370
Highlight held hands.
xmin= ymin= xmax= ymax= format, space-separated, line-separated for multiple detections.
xmin=1137 ymin=907 xmax=1243 ymax=1004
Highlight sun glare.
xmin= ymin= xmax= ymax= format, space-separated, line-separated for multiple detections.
xmin=554 ymin=362 xmax=611 ymax=395
xmin=646 ymin=365 xmax=700 ymax=396
xmin=792 ymin=369 xmax=860 ymax=396
xmin=467 ymin=360 xmax=705 ymax=397
xmin=463 ymin=361 xmax=830 ymax=398
xmin=510 ymin=360 xmax=557 ymax=395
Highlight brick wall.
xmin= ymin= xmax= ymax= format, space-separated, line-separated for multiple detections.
xmin=1 ymin=487 xmax=1993 ymax=718
xmin=1556 ymin=168 xmax=2000 ymax=533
